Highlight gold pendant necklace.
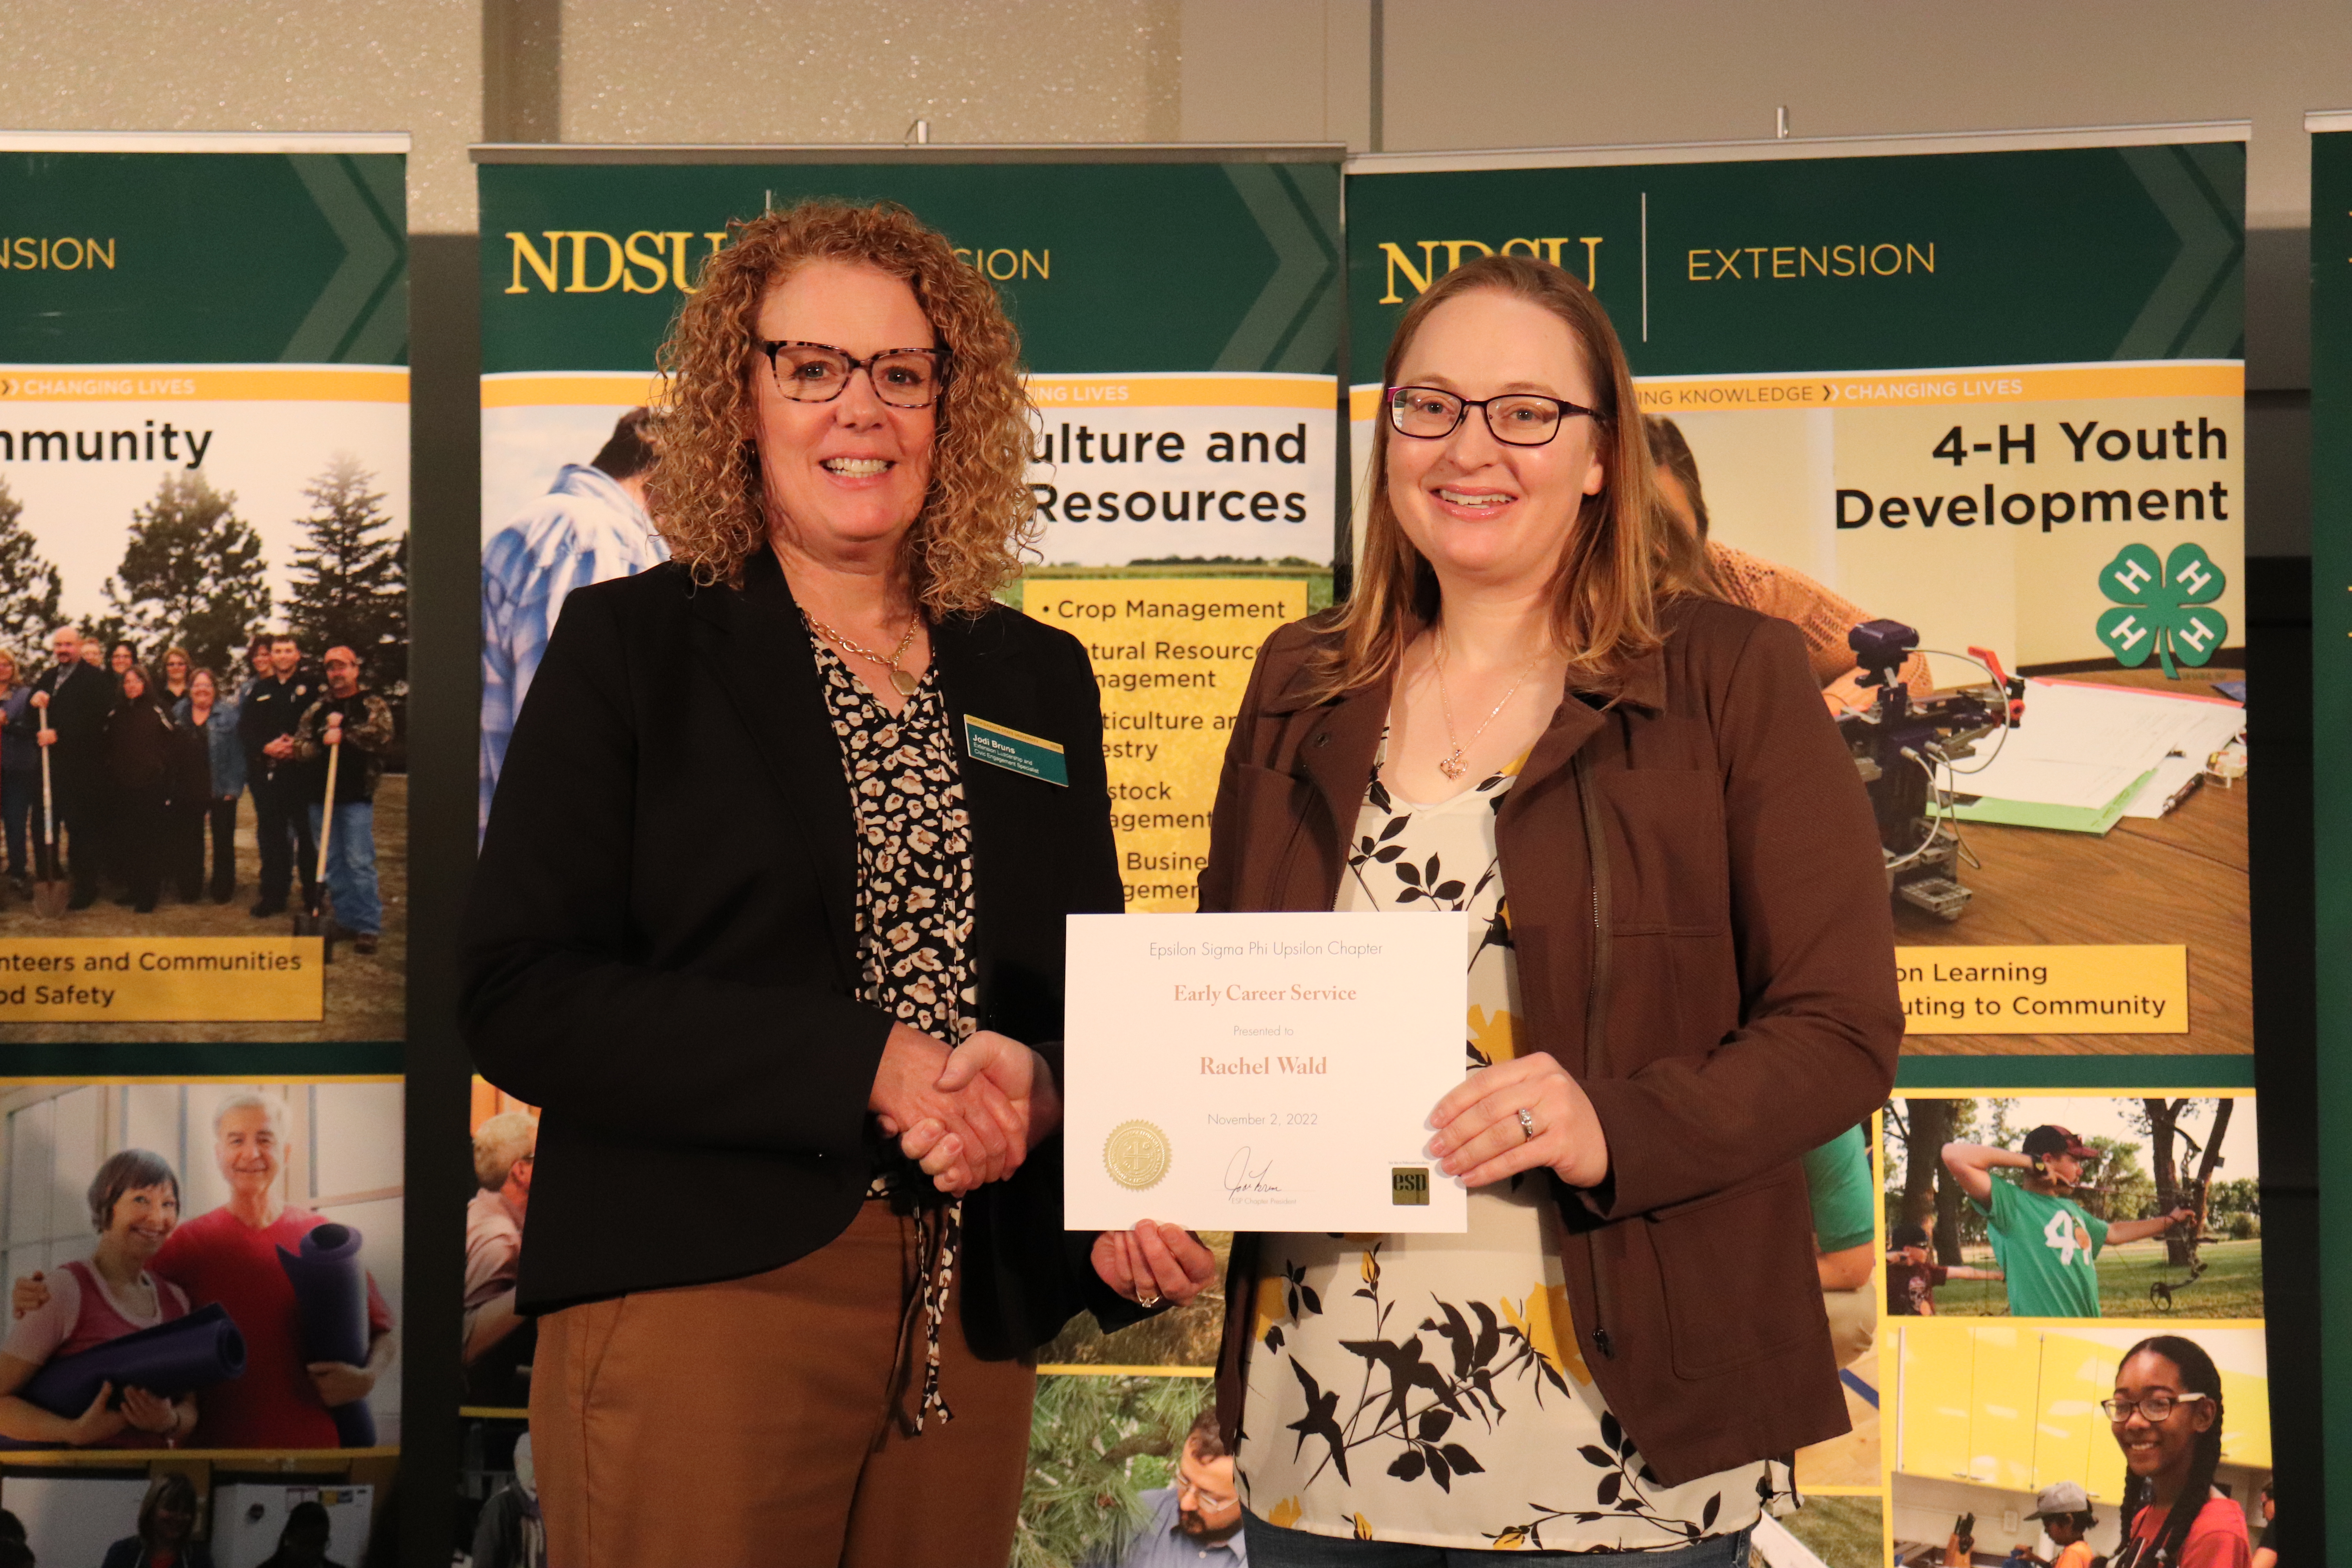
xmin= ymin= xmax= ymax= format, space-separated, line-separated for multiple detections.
xmin=808 ymin=611 xmax=922 ymax=695
xmin=1432 ymin=628 xmax=1543 ymax=780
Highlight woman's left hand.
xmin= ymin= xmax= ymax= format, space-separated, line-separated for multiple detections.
xmin=1090 ymin=1222 xmax=1218 ymax=1310
xmin=1428 ymin=1053 xmax=1611 ymax=1190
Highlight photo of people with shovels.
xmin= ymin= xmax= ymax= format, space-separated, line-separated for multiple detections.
xmin=291 ymin=648 xmax=393 ymax=958
xmin=0 ymin=449 xmax=410 ymax=1042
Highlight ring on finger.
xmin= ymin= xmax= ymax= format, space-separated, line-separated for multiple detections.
xmin=1517 ymin=1107 xmax=1536 ymax=1141
xmin=1136 ymin=1288 xmax=1162 ymax=1309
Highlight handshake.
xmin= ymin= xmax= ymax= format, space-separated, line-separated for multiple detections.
xmin=869 ymin=1025 xmax=1060 ymax=1196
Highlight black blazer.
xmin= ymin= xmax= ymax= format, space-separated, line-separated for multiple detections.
xmin=462 ymin=551 xmax=1133 ymax=1356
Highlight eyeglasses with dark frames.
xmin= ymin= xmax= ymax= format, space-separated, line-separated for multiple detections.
xmin=1385 ymin=385 xmax=1602 ymax=447
xmin=760 ymin=340 xmax=949 ymax=408
xmin=2101 ymin=1392 xmax=2209 ymax=1423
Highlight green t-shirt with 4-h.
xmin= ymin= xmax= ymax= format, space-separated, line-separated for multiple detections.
xmin=1971 ymin=1177 xmax=2110 ymax=1317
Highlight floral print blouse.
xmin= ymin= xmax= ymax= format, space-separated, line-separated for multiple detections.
xmin=1235 ymin=744 xmax=1793 ymax=1550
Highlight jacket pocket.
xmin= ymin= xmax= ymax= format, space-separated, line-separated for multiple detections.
xmin=1646 ymin=1166 xmax=1821 ymax=1380
xmin=1595 ymin=769 xmax=1729 ymax=936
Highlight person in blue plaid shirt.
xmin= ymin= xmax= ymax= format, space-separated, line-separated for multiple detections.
xmin=479 ymin=408 xmax=666 ymax=835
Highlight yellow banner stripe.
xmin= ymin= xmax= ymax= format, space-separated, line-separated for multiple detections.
xmin=1027 ymin=374 xmax=1336 ymax=411
xmin=0 ymin=368 xmax=407 ymax=403
xmin=1351 ymin=364 xmax=2241 ymax=422
xmin=480 ymin=373 xmax=665 ymax=409
xmin=1637 ymin=363 xmax=2241 ymax=412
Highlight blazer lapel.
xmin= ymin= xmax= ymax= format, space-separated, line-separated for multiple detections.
xmin=1266 ymin=662 xmax=1389 ymax=901
xmin=689 ymin=551 xmax=860 ymax=984
xmin=928 ymin=609 xmax=1047 ymax=1022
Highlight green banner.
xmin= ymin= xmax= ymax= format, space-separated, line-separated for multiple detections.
xmin=0 ymin=135 xmax=411 ymax=1492
xmin=1349 ymin=134 xmax=2256 ymax=1563
xmin=1348 ymin=142 xmax=2243 ymax=377
xmin=480 ymin=160 xmax=1337 ymax=376
xmin=2307 ymin=116 xmax=2352 ymax=1568
xmin=0 ymin=149 xmax=407 ymax=365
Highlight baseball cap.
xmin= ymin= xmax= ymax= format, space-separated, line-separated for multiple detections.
xmin=1890 ymin=1222 xmax=1929 ymax=1249
xmin=2022 ymin=1125 xmax=2099 ymax=1160
xmin=2027 ymin=1481 xmax=2091 ymax=1519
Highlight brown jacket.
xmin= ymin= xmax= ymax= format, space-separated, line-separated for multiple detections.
xmin=1200 ymin=595 xmax=1902 ymax=1485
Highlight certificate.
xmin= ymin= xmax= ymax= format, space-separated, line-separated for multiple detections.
xmin=1063 ymin=911 xmax=1469 ymax=1233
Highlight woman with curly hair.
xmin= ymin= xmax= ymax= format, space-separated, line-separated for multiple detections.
xmin=463 ymin=198 xmax=1214 ymax=1566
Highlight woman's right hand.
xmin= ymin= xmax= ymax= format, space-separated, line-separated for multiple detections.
xmin=868 ymin=1024 xmax=1023 ymax=1192
xmin=12 ymin=1272 xmax=47 ymax=1319
xmin=66 ymin=1381 xmax=127 ymax=1446
xmin=119 ymin=1385 xmax=177 ymax=1436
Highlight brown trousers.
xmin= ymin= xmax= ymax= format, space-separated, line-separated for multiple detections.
xmin=531 ymin=1198 xmax=1037 ymax=1568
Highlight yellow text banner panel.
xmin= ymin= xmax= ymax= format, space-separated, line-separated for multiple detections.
xmin=0 ymin=939 xmax=325 ymax=1022
xmin=1026 ymin=579 xmax=1309 ymax=913
xmin=1896 ymin=943 xmax=2187 ymax=1034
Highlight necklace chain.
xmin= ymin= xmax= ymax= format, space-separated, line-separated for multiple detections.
xmin=807 ymin=610 xmax=922 ymax=697
xmin=1431 ymin=628 xmax=1543 ymax=780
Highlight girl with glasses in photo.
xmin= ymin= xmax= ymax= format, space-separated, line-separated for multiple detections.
xmin=2107 ymin=1335 xmax=2251 ymax=1568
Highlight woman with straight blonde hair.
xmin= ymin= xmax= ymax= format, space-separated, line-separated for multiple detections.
xmin=464 ymin=198 xmax=1213 ymax=1566
xmin=1200 ymin=253 xmax=1902 ymax=1562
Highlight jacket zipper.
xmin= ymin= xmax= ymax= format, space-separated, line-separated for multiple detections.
xmin=1572 ymin=750 xmax=1615 ymax=1359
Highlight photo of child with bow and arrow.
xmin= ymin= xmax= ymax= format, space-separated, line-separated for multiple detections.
xmin=1884 ymin=1096 xmax=2261 ymax=1319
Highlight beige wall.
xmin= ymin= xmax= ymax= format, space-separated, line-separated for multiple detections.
xmin=2 ymin=0 xmax=2343 ymax=238
xmin=553 ymin=0 xmax=1180 ymax=146
xmin=1362 ymin=0 xmax=2345 ymax=230
xmin=0 ymin=0 xmax=483 ymax=233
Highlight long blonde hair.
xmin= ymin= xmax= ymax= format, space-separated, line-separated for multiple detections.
xmin=1309 ymin=254 xmax=1711 ymax=699
xmin=647 ymin=200 xmax=1039 ymax=615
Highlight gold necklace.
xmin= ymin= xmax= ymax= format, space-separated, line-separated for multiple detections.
xmin=1432 ymin=628 xmax=1543 ymax=780
xmin=808 ymin=610 xmax=922 ymax=695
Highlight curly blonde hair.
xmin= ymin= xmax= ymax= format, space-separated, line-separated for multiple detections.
xmin=648 ymin=200 xmax=1038 ymax=614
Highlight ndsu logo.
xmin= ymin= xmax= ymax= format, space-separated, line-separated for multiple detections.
xmin=1376 ymin=237 xmax=1602 ymax=302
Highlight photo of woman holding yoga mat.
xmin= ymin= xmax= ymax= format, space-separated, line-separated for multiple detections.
xmin=0 ymin=1080 xmax=402 ymax=1450
xmin=0 ymin=1147 xmax=198 ymax=1446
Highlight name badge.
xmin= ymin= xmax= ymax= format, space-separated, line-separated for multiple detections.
xmin=963 ymin=715 xmax=1068 ymax=786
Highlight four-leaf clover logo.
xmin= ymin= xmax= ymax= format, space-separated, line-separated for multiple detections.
xmin=2095 ymin=543 xmax=2228 ymax=679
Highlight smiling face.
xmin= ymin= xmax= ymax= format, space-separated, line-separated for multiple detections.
xmin=107 ymin=1181 xmax=180 ymax=1261
xmin=1384 ymin=288 xmax=1608 ymax=596
xmin=216 ymin=1103 xmax=284 ymax=1197
xmin=2111 ymin=1349 xmax=2213 ymax=1485
xmin=120 ymin=669 xmax=145 ymax=701
xmin=748 ymin=259 xmax=938 ymax=563
xmin=152 ymin=1490 xmax=194 ymax=1544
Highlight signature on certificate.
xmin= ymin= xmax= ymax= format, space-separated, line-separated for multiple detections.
xmin=1223 ymin=1147 xmax=1283 ymax=1199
